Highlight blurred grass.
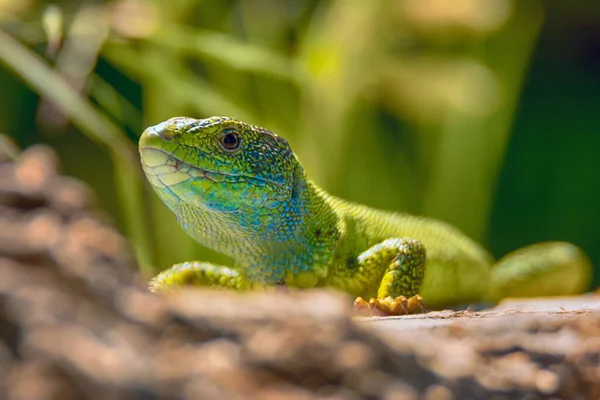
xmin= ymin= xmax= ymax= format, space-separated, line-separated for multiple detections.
xmin=0 ymin=0 xmax=598 ymax=287
xmin=0 ymin=27 xmax=154 ymax=275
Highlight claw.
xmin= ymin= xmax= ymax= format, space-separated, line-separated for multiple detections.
xmin=372 ymin=296 xmax=408 ymax=315
xmin=407 ymin=294 xmax=426 ymax=313
xmin=353 ymin=294 xmax=426 ymax=317
xmin=353 ymin=296 xmax=370 ymax=315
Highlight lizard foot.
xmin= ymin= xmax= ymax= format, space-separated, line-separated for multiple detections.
xmin=353 ymin=294 xmax=426 ymax=317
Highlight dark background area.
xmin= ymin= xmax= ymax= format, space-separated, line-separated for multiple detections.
xmin=489 ymin=3 xmax=600 ymax=279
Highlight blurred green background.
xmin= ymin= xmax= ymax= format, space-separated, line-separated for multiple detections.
xmin=1 ymin=0 xmax=598 ymax=287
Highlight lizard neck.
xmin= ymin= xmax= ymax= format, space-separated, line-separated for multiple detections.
xmin=296 ymin=177 xmax=342 ymax=252
xmin=244 ymin=169 xmax=342 ymax=283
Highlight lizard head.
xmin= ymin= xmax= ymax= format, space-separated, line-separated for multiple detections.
xmin=139 ymin=116 xmax=305 ymax=254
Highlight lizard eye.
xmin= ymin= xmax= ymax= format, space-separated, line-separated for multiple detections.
xmin=220 ymin=130 xmax=240 ymax=151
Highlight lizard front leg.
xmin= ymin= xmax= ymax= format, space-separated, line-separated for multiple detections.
xmin=352 ymin=238 xmax=427 ymax=316
xmin=150 ymin=262 xmax=251 ymax=292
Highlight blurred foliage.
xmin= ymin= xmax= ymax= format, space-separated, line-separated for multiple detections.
xmin=0 ymin=0 xmax=598 ymax=287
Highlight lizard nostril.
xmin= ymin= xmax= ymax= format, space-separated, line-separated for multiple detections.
xmin=142 ymin=120 xmax=180 ymax=142
xmin=145 ymin=126 xmax=162 ymax=137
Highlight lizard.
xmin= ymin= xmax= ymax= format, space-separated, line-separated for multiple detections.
xmin=139 ymin=116 xmax=592 ymax=315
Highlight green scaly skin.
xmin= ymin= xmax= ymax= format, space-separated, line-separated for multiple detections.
xmin=139 ymin=116 xmax=592 ymax=315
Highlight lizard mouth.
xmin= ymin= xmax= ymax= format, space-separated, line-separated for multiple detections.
xmin=140 ymin=147 xmax=228 ymax=189
xmin=140 ymin=147 xmax=283 ymax=189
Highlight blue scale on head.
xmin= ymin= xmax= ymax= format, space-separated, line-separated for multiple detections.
xmin=265 ymin=200 xmax=280 ymax=209
xmin=249 ymin=218 xmax=262 ymax=227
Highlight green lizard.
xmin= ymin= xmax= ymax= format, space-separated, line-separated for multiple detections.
xmin=139 ymin=116 xmax=592 ymax=315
